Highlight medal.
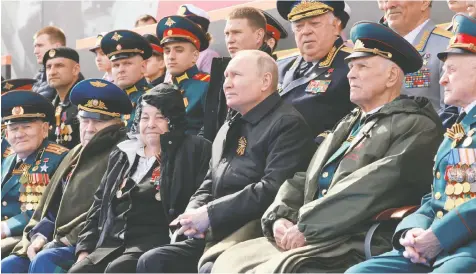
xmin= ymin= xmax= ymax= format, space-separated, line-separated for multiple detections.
xmin=116 ymin=190 xmax=123 ymax=198
xmin=463 ymin=182 xmax=471 ymax=193
xmin=116 ymin=178 xmax=127 ymax=199
xmin=463 ymin=137 xmax=472 ymax=147
xmin=445 ymin=184 xmax=455 ymax=195
xmin=444 ymin=198 xmax=455 ymax=210
xmin=455 ymin=197 xmax=465 ymax=207
xmin=26 ymin=203 xmax=33 ymax=211
xmin=20 ymin=204 xmax=27 ymax=212
xmin=454 ymin=183 xmax=463 ymax=195
xmin=155 ymin=191 xmax=161 ymax=201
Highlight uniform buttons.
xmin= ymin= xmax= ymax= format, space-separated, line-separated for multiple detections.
xmin=3 ymin=216 xmax=8 ymax=220
xmin=322 ymin=172 xmax=329 ymax=178
xmin=322 ymin=189 xmax=327 ymax=196
xmin=436 ymin=172 xmax=441 ymax=179
xmin=434 ymin=192 xmax=441 ymax=200
xmin=436 ymin=211 xmax=444 ymax=219
xmin=2 ymin=201 xmax=7 ymax=206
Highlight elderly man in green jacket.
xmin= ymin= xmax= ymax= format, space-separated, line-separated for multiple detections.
xmin=208 ymin=21 xmax=444 ymax=273
xmin=1 ymin=78 xmax=132 ymax=273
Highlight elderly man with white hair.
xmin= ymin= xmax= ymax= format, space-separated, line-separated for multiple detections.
xmin=210 ymin=21 xmax=444 ymax=273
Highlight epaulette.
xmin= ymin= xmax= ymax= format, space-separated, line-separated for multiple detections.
xmin=340 ymin=46 xmax=352 ymax=53
xmin=45 ymin=143 xmax=69 ymax=155
xmin=125 ymin=85 xmax=138 ymax=95
xmin=192 ymin=73 xmax=210 ymax=82
xmin=3 ymin=147 xmax=13 ymax=159
xmin=432 ymin=27 xmax=453 ymax=38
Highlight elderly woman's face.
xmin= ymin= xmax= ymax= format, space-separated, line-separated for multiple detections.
xmin=139 ymin=104 xmax=169 ymax=146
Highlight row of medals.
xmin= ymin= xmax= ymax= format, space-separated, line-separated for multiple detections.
xmin=55 ymin=123 xmax=74 ymax=143
xmin=443 ymin=164 xmax=476 ymax=210
xmin=18 ymin=170 xmax=48 ymax=212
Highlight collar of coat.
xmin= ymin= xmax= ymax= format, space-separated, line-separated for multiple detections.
xmin=349 ymin=95 xmax=441 ymax=125
xmin=240 ymin=92 xmax=281 ymax=125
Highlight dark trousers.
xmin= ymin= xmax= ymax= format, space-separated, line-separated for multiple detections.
xmin=137 ymin=239 xmax=205 ymax=273
xmin=68 ymin=250 xmax=142 ymax=273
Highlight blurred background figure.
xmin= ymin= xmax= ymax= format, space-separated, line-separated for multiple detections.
xmin=89 ymin=33 xmax=113 ymax=82
xmin=135 ymin=14 xmax=157 ymax=27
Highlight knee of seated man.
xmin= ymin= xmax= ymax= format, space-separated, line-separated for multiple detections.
xmin=137 ymin=249 xmax=170 ymax=273
xmin=1 ymin=255 xmax=31 ymax=273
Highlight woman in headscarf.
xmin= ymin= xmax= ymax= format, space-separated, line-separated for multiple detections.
xmin=68 ymin=83 xmax=211 ymax=273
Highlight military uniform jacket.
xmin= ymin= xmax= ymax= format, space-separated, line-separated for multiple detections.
xmin=1 ymin=140 xmax=68 ymax=236
xmin=123 ymin=78 xmax=151 ymax=130
xmin=49 ymin=77 xmax=84 ymax=149
xmin=247 ymin=97 xmax=444 ymax=272
xmin=187 ymin=93 xmax=316 ymax=242
xmin=172 ymin=65 xmax=210 ymax=135
xmin=394 ymin=105 xmax=476 ymax=267
xmin=402 ymin=20 xmax=452 ymax=112
xmin=149 ymin=74 xmax=165 ymax=88
xmin=1 ymin=137 xmax=13 ymax=161
xmin=277 ymin=37 xmax=354 ymax=139
xmin=12 ymin=124 xmax=127 ymax=256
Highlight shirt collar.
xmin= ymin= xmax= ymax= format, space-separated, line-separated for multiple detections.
xmin=241 ymin=92 xmax=281 ymax=125
xmin=362 ymin=106 xmax=384 ymax=117
xmin=172 ymin=65 xmax=199 ymax=85
xmin=404 ymin=19 xmax=430 ymax=44
xmin=464 ymin=100 xmax=476 ymax=114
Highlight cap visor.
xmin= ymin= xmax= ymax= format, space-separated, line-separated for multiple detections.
xmin=78 ymin=110 xmax=115 ymax=120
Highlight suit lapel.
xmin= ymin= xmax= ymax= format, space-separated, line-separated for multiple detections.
xmin=280 ymin=56 xmax=301 ymax=95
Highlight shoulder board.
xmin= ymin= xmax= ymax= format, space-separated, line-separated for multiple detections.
xmin=432 ymin=27 xmax=452 ymax=39
xmin=45 ymin=143 xmax=69 ymax=155
xmin=436 ymin=22 xmax=451 ymax=30
xmin=3 ymin=147 xmax=13 ymax=159
xmin=192 ymin=73 xmax=210 ymax=82
xmin=340 ymin=46 xmax=352 ymax=53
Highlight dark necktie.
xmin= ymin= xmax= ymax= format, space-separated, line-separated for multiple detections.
xmin=296 ymin=61 xmax=313 ymax=78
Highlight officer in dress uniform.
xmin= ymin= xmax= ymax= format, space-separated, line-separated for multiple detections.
xmin=0 ymin=91 xmax=69 ymax=257
xmin=1 ymin=79 xmax=38 ymax=161
xmin=276 ymin=0 xmax=355 ymax=142
xmin=143 ymin=34 xmax=166 ymax=87
xmin=156 ymin=15 xmax=210 ymax=135
xmin=347 ymin=14 xmax=476 ymax=273
xmin=101 ymin=30 xmax=153 ymax=130
xmin=262 ymin=10 xmax=288 ymax=57
xmin=43 ymin=47 xmax=84 ymax=149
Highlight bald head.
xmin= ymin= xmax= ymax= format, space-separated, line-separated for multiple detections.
xmin=234 ymin=50 xmax=278 ymax=92
xmin=223 ymin=50 xmax=279 ymax=114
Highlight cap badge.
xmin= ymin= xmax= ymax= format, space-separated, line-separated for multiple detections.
xmin=165 ymin=17 xmax=176 ymax=27
xmin=12 ymin=106 xmax=24 ymax=116
xmin=85 ymin=99 xmax=108 ymax=110
xmin=49 ymin=49 xmax=56 ymax=58
xmin=354 ymin=39 xmax=365 ymax=50
xmin=112 ymin=32 xmax=122 ymax=41
xmin=4 ymin=82 xmax=13 ymax=90
xmin=90 ymin=80 xmax=107 ymax=88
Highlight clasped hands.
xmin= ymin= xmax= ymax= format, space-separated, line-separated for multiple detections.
xmin=400 ymin=227 xmax=443 ymax=266
xmin=272 ymin=218 xmax=307 ymax=251
xmin=171 ymin=205 xmax=210 ymax=239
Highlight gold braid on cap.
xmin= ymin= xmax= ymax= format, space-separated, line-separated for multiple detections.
xmin=449 ymin=42 xmax=476 ymax=53
xmin=288 ymin=1 xmax=333 ymax=22
xmin=352 ymin=40 xmax=393 ymax=59
xmin=78 ymin=105 xmax=121 ymax=117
